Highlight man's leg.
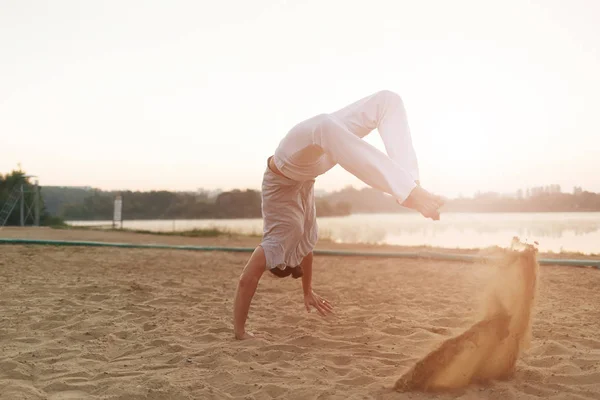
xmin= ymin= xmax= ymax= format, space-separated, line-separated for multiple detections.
xmin=309 ymin=113 xmax=441 ymax=218
xmin=330 ymin=90 xmax=420 ymax=182
xmin=312 ymin=113 xmax=416 ymax=202
xmin=299 ymin=90 xmax=442 ymax=218
xmin=233 ymin=246 xmax=266 ymax=340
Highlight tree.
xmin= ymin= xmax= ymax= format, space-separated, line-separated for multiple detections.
xmin=0 ymin=169 xmax=63 ymax=226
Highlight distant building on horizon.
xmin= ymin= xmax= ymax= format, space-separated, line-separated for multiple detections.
xmin=51 ymin=185 xmax=93 ymax=191
xmin=197 ymin=188 xmax=223 ymax=198
xmin=314 ymin=189 xmax=329 ymax=198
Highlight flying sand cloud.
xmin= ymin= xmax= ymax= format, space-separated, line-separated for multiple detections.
xmin=395 ymin=238 xmax=539 ymax=392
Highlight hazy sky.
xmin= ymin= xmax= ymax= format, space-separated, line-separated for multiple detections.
xmin=1 ymin=0 xmax=599 ymax=198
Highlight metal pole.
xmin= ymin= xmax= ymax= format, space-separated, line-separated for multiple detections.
xmin=34 ymin=180 xmax=40 ymax=226
xmin=20 ymin=184 xmax=24 ymax=226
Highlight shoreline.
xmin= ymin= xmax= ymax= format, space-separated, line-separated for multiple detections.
xmin=1 ymin=226 xmax=599 ymax=260
xmin=59 ymin=211 xmax=600 ymax=257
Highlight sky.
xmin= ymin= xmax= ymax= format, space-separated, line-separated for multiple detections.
xmin=1 ymin=0 xmax=599 ymax=198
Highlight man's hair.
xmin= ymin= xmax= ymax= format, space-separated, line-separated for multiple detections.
xmin=269 ymin=265 xmax=303 ymax=279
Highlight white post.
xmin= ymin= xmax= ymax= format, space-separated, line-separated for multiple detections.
xmin=34 ymin=180 xmax=40 ymax=226
xmin=113 ymin=195 xmax=123 ymax=229
xmin=20 ymin=184 xmax=24 ymax=226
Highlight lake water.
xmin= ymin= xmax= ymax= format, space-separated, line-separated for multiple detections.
xmin=67 ymin=212 xmax=600 ymax=255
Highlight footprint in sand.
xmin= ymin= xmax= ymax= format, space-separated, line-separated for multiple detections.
xmin=48 ymin=390 xmax=94 ymax=400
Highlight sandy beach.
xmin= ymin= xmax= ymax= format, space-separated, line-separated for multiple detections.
xmin=1 ymin=228 xmax=599 ymax=399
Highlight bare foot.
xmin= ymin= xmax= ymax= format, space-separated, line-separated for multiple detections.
xmin=399 ymin=186 xmax=443 ymax=220
xmin=433 ymin=194 xmax=446 ymax=210
xmin=234 ymin=331 xmax=255 ymax=340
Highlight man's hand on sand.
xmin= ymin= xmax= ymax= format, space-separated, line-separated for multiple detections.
xmin=304 ymin=290 xmax=334 ymax=317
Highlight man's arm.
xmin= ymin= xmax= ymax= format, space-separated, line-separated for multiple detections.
xmin=233 ymin=246 xmax=266 ymax=339
xmin=300 ymin=252 xmax=333 ymax=316
xmin=301 ymin=252 xmax=314 ymax=296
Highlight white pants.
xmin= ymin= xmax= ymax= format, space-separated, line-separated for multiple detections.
xmin=272 ymin=90 xmax=420 ymax=203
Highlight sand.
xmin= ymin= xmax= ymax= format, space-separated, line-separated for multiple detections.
xmin=1 ymin=228 xmax=600 ymax=399
xmin=395 ymin=240 xmax=540 ymax=392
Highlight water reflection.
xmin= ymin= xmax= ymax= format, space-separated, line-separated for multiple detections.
xmin=317 ymin=213 xmax=600 ymax=254
xmin=68 ymin=212 xmax=600 ymax=255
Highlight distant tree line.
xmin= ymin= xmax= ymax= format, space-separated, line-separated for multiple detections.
xmin=444 ymin=189 xmax=600 ymax=213
xmin=41 ymin=187 xmax=352 ymax=220
xmin=5 ymin=171 xmax=600 ymax=223
xmin=326 ymin=185 xmax=600 ymax=214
